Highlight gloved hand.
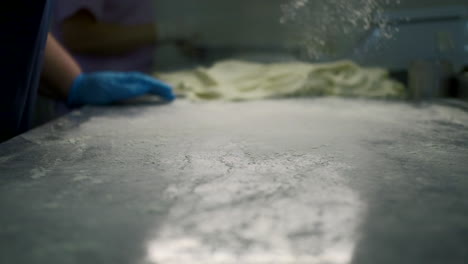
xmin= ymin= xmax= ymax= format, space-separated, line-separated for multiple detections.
xmin=67 ymin=72 xmax=175 ymax=106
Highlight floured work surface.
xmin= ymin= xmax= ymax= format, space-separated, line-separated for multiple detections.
xmin=1 ymin=98 xmax=468 ymax=264
xmin=155 ymin=60 xmax=405 ymax=101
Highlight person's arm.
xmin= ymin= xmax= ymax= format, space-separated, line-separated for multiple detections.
xmin=61 ymin=9 xmax=156 ymax=56
xmin=41 ymin=33 xmax=82 ymax=100
xmin=40 ymin=33 xmax=175 ymax=105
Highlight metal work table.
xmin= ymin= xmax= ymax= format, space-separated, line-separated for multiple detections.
xmin=1 ymin=98 xmax=468 ymax=264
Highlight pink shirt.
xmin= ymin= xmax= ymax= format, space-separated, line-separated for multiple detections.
xmin=53 ymin=0 xmax=155 ymax=73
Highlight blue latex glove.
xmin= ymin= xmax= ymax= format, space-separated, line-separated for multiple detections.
xmin=67 ymin=72 xmax=175 ymax=106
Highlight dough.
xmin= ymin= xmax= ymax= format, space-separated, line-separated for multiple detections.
xmin=154 ymin=60 xmax=405 ymax=101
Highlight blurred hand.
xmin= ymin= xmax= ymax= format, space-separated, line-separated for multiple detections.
xmin=67 ymin=72 xmax=175 ymax=106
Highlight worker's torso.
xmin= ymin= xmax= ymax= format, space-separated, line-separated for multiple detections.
xmin=52 ymin=0 xmax=156 ymax=73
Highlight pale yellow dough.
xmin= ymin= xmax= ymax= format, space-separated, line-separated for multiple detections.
xmin=154 ymin=60 xmax=405 ymax=101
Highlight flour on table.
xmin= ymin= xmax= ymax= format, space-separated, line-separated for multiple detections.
xmin=154 ymin=60 xmax=405 ymax=101
xmin=30 ymin=167 xmax=48 ymax=180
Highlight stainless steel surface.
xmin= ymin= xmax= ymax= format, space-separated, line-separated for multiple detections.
xmin=1 ymin=98 xmax=468 ymax=263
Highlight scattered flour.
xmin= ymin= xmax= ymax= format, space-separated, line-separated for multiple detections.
xmin=144 ymin=151 xmax=364 ymax=263
xmin=30 ymin=167 xmax=48 ymax=180
xmin=42 ymin=202 xmax=60 ymax=210
xmin=0 ymin=154 xmax=16 ymax=164
xmin=72 ymin=175 xmax=92 ymax=182
xmin=280 ymin=0 xmax=401 ymax=59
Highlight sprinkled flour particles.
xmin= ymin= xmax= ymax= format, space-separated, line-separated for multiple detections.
xmin=280 ymin=0 xmax=401 ymax=60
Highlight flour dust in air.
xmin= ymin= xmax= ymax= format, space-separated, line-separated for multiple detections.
xmin=280 ymin=0 xmax=401 ymax=60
